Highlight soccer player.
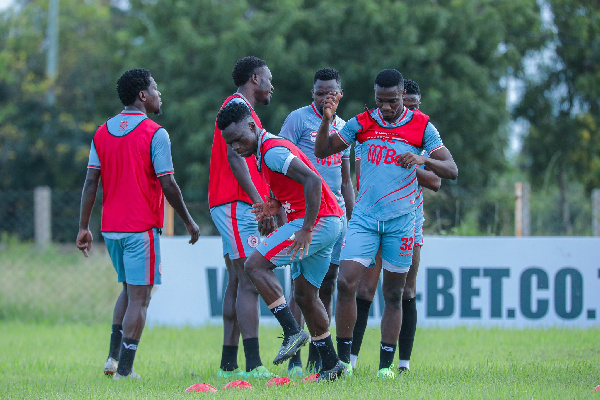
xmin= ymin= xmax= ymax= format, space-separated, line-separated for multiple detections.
xmin=314 ymin=69 xmax=458 ymax=379
xmin=76 ymin=68 xmax=200 ymax=380
xmin=216 ymin=101 xmax=349 ymax=382
xmin=278 ymin=67 xmax=355 ymax=376
xmin=350 ymin=79 xmax=441 ymax=373
xmin=208 ymin=56 xmax=275 ymax=379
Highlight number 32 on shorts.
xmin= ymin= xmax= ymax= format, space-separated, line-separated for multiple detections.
xmin=399 ymin=237 xmax=414 ymax=252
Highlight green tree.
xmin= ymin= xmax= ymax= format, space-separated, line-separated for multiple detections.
xmin=514 ymin=0 xmax=600 ymax=233
xmin=0 ymin=0 xmax=128 ymax=190
xmin=1 ymin=0 xmax=546 ymax=236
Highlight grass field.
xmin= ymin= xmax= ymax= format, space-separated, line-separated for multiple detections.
xmin=1 ymin=242 xmax=599 ymax=398
xmin=1 ymin=322 xmax=599 ymax=399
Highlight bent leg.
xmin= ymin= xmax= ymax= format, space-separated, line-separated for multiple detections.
xmin=319 ymin=263 xmax=339 ymax=323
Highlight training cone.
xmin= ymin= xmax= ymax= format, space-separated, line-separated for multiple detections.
xmin=185 ymin=383 xmax=217 ymax=393
xmin=593 ymin=385 xmax=600 ymax=393
xmin=222 ymin=380 xmax=253 ymax=390
xmin=302 ymin=373 xmax=319 ymax=383
xmin=266 ymin=376 xmax=295 ymax=386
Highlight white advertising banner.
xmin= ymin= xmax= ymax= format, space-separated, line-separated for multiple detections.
xmin=147 ymin=236 xmax=600 ymax=328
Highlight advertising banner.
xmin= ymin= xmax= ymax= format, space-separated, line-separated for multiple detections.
xmin=147 ymin=236 xmax=600 ymax=328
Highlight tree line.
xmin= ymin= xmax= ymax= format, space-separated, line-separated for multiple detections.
xmin=0 ymin=0 xmax=597 ymax=235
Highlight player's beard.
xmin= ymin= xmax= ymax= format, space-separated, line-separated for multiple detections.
xmin=154 ymin=107 xmax=163 ymax=116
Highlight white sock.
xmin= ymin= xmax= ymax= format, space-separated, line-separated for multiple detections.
xmin=398 ymin=360 xmax=410 ymax=370
xmin=350 ymin=354 xmax=358 ymax=369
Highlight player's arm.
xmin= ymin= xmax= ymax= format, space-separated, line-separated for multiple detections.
xmin=226 ymin=146 xmax=275 ymax=235
xmin=227 ymin=146 xmax=263 ymax=204
xmin=423 ymin=147 xmax=458 ymax=180
xmin=77 ymin=168 xmax=100 ymax=257
xmin=159 ymin=174 xmax=200 ymax=244
xmin=416 ymin=167 xmax=441 ymax=192
xmin=285 ymin=158 xmax=323 ymax=261
xmin=314 ymin=93 xmax=348 ymax=158
xmin=341 ymin=157 xmax=355 ymax=220
xmin=397 ymin=148 xmax=457 ymax=180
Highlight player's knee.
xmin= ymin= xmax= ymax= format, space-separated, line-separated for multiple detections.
xmin=402 ymin=284 xmax=416 ymax=300
xmin=320 ymin=274 xmax=337 ymax=298
xmin=293 ymin=288 xmax=316 ymax=312
xmin=243 ymin=259 xmax=258 ymax=278
xmin=383 ymin=286 xmax=404 ymax=307
xmin=337 ymin=273 xmax=357 ymax=297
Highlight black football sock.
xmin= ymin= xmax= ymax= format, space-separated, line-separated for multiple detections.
xmin=398 ymin=297 xmax=417 ymax=361
xmin=116 ymin=337 xmax=139 ymax=376
xmin=350 ymin=298 xmax=372 ymax=357
xmin=379 ymin=342 xmax=397 ymax=370
xmin=314 ymin=335 xmax=338 ymax=371
xmin=219 ymin=345 xmax=238 ymax=371
xmin=243 ymin=338 xmax=262 ymax=371
xmin=336 ymin=336 xmax=353 ymax=364
xmin=108 ymin=324 xmax=123 ymax=360
xmin=270 ymin=303 xmax=301 ymax=337
xmin=307 ymin=341 xmax=322 ymax=366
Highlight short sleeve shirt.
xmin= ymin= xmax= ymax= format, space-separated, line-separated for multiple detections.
xmin=337 ymin=108 xmax=444 ymax=220
xmin=279 ymin=104 xmax=349 ymax=211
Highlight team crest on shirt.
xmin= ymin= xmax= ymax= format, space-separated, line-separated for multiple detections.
xmin=247 ymin=234 xmax=259 ymax=248
xmin=282 ymin=201 xmax=295 ymax=214
xmin=119 ymin=120 xmax=128 ymax=131
xmin=310 ymin=131 xmax=317 ymax=142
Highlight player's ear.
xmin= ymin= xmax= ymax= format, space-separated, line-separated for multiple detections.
xmin=248 ymin=120 xmax=256 ymax=132
xmin=138 ymin=90 xmax=147 ymax=101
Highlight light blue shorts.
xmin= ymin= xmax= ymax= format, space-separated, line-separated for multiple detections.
xmin=210 ymin=202 xmax=261 ymax=260
xmin=257 ymin=216 xmax=343 ymax=288
xmin=414 ymin=201 xmax=424 ymax=246
xmin=330 ymin=214 xmax=348 ymax=266
xmin=103 ymin=228 xmax=161 ymax=285
xmin=340 ymin=210 xmax=416 ymax=273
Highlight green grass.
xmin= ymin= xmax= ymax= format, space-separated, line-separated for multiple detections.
xmin=1 ymin=241 xmax=599 ymax=398
xmin=1 ymin=322 xmax=599 ymax=399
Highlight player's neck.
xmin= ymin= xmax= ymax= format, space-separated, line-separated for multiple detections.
xmin=124 ymin=105 xmax=146 ymax=114
xmin=235 ymin=89 xmax=256 ymax=109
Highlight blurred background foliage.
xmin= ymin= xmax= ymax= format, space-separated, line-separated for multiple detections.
xmin=0 ymin=0 xmax=598 ymax=237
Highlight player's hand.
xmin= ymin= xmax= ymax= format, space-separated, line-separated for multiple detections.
xmin=252 ymin=196 xmax=282 ymax=220
xmin=76 ymin=228 xmax=93 ymax=257
xmin=258 ymin=216 xmax=276 ymax=236
xmin=186 ymin=221 xmax=200 ymax=244
xmin=395 ymin=152 xmax=426 ymax=169
xmin=323 ymin=92 xmax=342 ymax=119
xmin=288 ymin=228 xmax=312 ymax=261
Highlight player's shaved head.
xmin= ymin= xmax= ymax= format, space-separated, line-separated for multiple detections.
xmin=375 ymin=69 xmax=404 ymax=89
xmin=232 ymin=56 xmax=267 ymax=87
xmin=216 ymin=101 xmax=252 ymax=131
xmin=404 ymin=78 xmax=420 ymax=96
xmin=117 ymin=68 xmax=152 ymax=106
xmin=314 ymin=68 xmax=341 ymax=86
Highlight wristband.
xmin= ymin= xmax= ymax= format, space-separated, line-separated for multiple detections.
xmin=302 ymin=227 xmax=313 ymax=233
